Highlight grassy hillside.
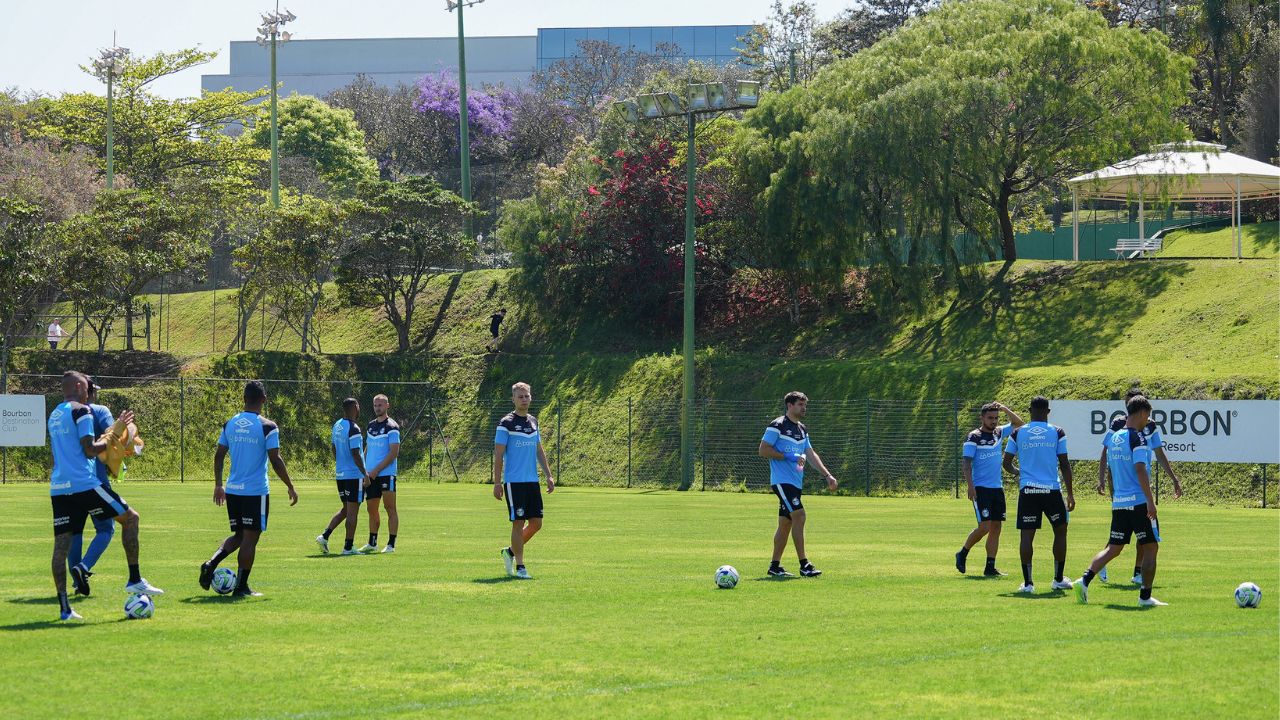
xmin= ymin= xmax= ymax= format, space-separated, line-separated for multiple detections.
xmin=1158 ymin=222 xmax=1278 ymax=258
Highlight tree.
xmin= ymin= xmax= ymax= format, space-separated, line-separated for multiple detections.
xmin=1175 ymin=0 xmax=1275 ymax=145
xmin=336 ymin=178 xmax=475 ymax=351
xmin=1234 ymin=28 xmax=1279 ymax=162
xmin=326 ymin=75 xmax=443 ymax=181
xmin=737 ymin=0 xmax=1193 ymax=271
xmin=737 ymin=1 xmax=826 ymax=90
xmin=816 ymin=0 xmax=939 ymax=58
xmin=245 ymin=94 xmax=378 ymax=196
xmin=0 ymin=197 xmax=64 ymax=352
xmin=58 ymin=189 xmax=210 ymax=350
xmin=0 ymin=139 xmax=105 ymax=223
xmin=235 ymin=195 xmax=350 ymax=353
xmin=534 ymin=40 xmax=679 ymax=139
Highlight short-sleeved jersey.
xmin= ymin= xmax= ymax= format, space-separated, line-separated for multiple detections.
xmin=218 ymin=411 xmax=279 ymax=496
xmin=761 ymin=415 xmax=812 ymax=488
xmin=365 ymin=417 xmax=401 ymax=477
xmin=962 ymin=423 xmax=1011 ymax=489
xmin=1107 ymin=416 xmax=1163 ymax=453
xmin=1004 ymin=421 xmax=1067 ymax=490
xmin=494 ymin=412 xmax=540 ymax=483
xmin=48 ymin=400 xmax=97 ymax=496
xmin=489 ymin=313 xmax=504 ymax=335
xmin=1106 ymin=426 xmax=1151 ymax=508
xmin=332 ymin=418 xmax=364 ymax=480
xmin=89 ymin=403 xmax=114 ymax=484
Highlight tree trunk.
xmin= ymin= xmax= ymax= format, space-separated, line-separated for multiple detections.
xmin=125 ymin=302 xmax=135 ymax=351
xmin=997 ymin=189 xmax=1017 ymax=265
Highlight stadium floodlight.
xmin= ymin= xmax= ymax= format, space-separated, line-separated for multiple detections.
xmin=655 ymin=92 xmax=684 ymax=116
xmin=637 ymin=94 xmax=663 ymax=119
xmin=446 ymin=0 xmax=486 ymax=240
xmin=256 ymin=4 xmax=299 ymax=208
xmin=613 ymin=100 xmax=640 ymax=123
xmin=733 ymin=80 xmax=760 ymax=107
xmin=92 ymin=39 xmax=131 ymax=190
xmin=687 ymin=82 xmax=726 ymax=111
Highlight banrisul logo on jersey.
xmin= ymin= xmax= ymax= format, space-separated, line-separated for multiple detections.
xmin=1053 ymin=400 xmax=1280 ymax=464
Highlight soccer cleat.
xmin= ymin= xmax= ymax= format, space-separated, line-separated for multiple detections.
xmin=381 ymin=545 xmax=395 ymax=554
xmin=125 ymin=578 xmax=164 ymax=595
xmin=767 ymin=566 xmax=796 ymax=578
xmin=358 ymin=544 xmax=378 ymax=554
xmin=341 ymin=548 xmax=358 ymax=556
xmin=232 ymin=586 xmax=263 ymax=598
xmin=1131 ymin=574 xmax=1143 ymax=586
xmin=983 ymin=567 xmax=1007 ymax=577
xmin=198 ymin=562 xmax=214 ymax=591
xmin=315 ymin=535 xmax=329 ymax=554
xmin=1016 ymin=583 xmax=1035 ymax=594
xmin=59 ymin=608 xmax=84 ymax=622
xmin=954 ymin=551 xmax=967 ymax=574
xmin=1099 ymin=566 xmax=1108 ymax=583
xmin=514 ymin=567 xmax=532 ymax=580
xmin=1074 ymin=579 xmax=1089 ymax=604
xmin=1138 ymin=596 xmax=1168 ymax=607
xmin=69 ymin=564 xmax=91 ymax=597
xmin=1051 ymin=579 xmax=1074 ymax=591
xmin=799 ymin=564 xmax=823 ymax=577
xmin=501 ymin=547 xmax=514 ymax=577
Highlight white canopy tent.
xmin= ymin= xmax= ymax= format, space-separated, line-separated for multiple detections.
xmin=1067 ymin=142 xmax=1280 ymax=259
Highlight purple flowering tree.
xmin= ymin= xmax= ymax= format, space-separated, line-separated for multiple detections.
xmin=413 ymin=71 xmax=515 ymax=159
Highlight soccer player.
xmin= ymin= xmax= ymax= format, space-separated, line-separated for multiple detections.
xmin=757 ymin=391 xmax=839 ymax=578
xmin=201 ymin=380 xmax=298 ymax=597
xmin=486 ymin=308 xmax=507 ymax=353
xmin=1075 ymin=395 xmax=1166 ymax=607
xmin=66 ymin=378 xmax=117 ymax=597
xmin=359 ymin=393 xmax=400 ymax=554
xmin=493 ymin=382 xmax=555 ymax=579
xmin=955 ymin=401 xmax=1024 ymax=577
xmin=1097 ymin=388 xmax=1183 ymax=584
xmin=48 ymin=371 xmax=160 ymax=621
xmin=1002 ymin=396 xmax=1074 ymax=594
xmin=316 ymin=398 xmax=369 ymax=556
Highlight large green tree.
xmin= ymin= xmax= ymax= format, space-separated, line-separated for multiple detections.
xmin=737 ymin=0 xmax=1193 ymax=272
xmin=0 ymin=197 xmax=65 ymax=353
xmin=245 ymin=94 xmax=377 ymax=195
xmin=336 ymin=177 xmax=475 ymax=352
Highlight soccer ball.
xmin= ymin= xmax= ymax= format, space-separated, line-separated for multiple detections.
xmin=1235 ymin=582 xmax=1262 ymax=608
xmin=212 ymin=568 xmax=237 ymax=595
xmin=715 ymin=565 xmax=739 ymax=589
xmin=124 ymin=593 xmax=154 ymax=620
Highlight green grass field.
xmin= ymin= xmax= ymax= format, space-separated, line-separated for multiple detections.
xmin=1 ymin=483 xmax=1275 ymax=719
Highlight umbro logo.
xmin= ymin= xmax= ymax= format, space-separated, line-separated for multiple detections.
xmin=235 ymin=418 xmax=252 ymax=428
xmin=1028 ymin=426 xmax=1048 ymax=436
xmin=49 ymin=409 xmax=63 ymax=421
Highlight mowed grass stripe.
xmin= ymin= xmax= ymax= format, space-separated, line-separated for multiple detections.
xmin=0 ymin=483 xmax=1274 ymax=719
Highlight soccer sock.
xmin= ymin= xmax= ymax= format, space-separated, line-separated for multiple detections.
xmin=516 ymin=564 xmax=526 ymax=571
xmin=1053 ymin=560 xmax=1064 ymax=583
xmin=1021 ymin=563 xmax=1033 ymax=585
xmin=1134 ymin=564 xmax=1143 ymax=578
xmin=128 ymin=564 xmax=141 ymax=584
xmin=985 ymin=557 xmax=996 ymax=571
xmin=368 ymin=533 xmax=377 ymax=546
xmin=799 ymin=557 xmax=810 ymax=568
xmin=1140 ymin=586 xmax=1152 ymax=600
xmin=388 ymin=534 xmax=397 ymax=548
xmin=1081 ymin=568 xmax=1097 ymax=587
xmin=958 ymin=546 xmax=971 ymax=558
xmin=238 ymin=567 xmax=252 ymax=589
xmin=58 ymin=591 xmax=71 ymax=614
xmin=770 ymin=560 xmax=781 ymax=570
xmin=344 ymin=538 xmax=353 ymax=551
xmin=322 ymin=528 xmax=334 ymax=540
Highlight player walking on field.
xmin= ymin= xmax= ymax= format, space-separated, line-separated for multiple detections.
xmin=49 ymin=371 xmax=160 ymax=621
xmin=359 ymin=393 xmax=401 ymax=554
xmin=1002 ymin=396 xmax=1075 ymax=594
xmin=494 ymin=382 xmax=555 ymax=579
xmin=1076 ymin=395 xmax=1167 ymax=607
xmin=758 ymin=391 xmax=838 ymax=578
xmin=955 ymin=401 xmax=1023 ymax=577
xmin=316 ymin=398 xmax=370 ymax=556
xmin=202 ymin=381 xmax=298 ymax=597
xmin=67 ymin=378 xmax=118 ymax=597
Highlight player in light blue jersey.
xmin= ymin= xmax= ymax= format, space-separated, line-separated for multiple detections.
xmin=1076 ymin=395 xmax=1167 ymax=607
xmin=1002 ymin=396 xmax=1075 ymax=594
xmin=758 ymin=391 xmax=838 ymax=579
xmin=67 ymin=378 xmax=117 ymax=597
xmin=202 ymin=381 xmax=297 ymax=597
xmin=317 ymin=398 xmax=370 ymax=556
xmin=1096 ymin=388 xmax=1183 ymax=584
xmin=956 ymin=401 xmax=1023 ymax=577
xmin=494 ymin=382 xmax=555 ymax=579
xmin=359 ymin=393 xmax=401 ymax=553
xmin=48 ymin=371 xmax=157 ymax=621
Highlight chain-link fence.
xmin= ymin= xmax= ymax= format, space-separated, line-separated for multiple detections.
xmin=2 ymin=373 xmax=1275 ymax=506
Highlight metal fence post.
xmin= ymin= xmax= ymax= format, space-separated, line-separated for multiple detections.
xmin=1263 ymin=465 xmax=1268 ymax=508
xmin=627 ymin=394 xmax=632 ymax=489
xmin=428 ymin=396 xmax=434 ymax=482
xmin=178 ymin=377 xmax=185 ymax=483
xmin=700 ymin=398 xmax=707 ymax=491
xmin=953 ymin=398 xmax=960 ymax=499
xmin=556 ymin=403 xmax=562 ymax=483
xmin=864 ymin=400 xmax=872 ymax=496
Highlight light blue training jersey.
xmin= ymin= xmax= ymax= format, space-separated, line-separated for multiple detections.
xmin=365 ymin=417 xmax=401 ymax=477
xmin=1004 ymin=421 xmax=1067 ymax=490
xmin=494 ymin=412 xmax=540 ymax=483
xmin=332 ymin=418 xmax=364 ymax=480
xmin=218 ymin=411 xmax=280 ymax=496
xmin=1106 ymin=426 xmax=1152 ymax=509
xmin=48 ymin=400 xmax=97 ymax=496
xmin=962 ymin=423 xmax=1011 ymax=489
xmin=89 ymin=403 xmax=114 ymax=485
xmin=762 ymin=415 xmax=811 ymax=488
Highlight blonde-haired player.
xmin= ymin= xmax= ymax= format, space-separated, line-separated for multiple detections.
xmin=493 ymin=382 xmax=555 ymax=579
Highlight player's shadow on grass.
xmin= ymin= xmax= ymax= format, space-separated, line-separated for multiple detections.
xmin=996 ymin=590 xmax=1067 ymax=600
xmin=751 ymin=576 xmax=799 ymax=582
xmin=472 ymin=576 xmax=521 ymax=584
xmin=1103 ymin=604 xmax=1154 ymax=611
xmin=179 ymin=596 xmax=270 ymax=604
xmin=0 ymin=616 xmax=131 ymax=632
xmin=7 ymin=596 xmax=63 ymax=605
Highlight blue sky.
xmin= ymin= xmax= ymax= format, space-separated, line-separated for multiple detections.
xmin=1 ymin=0 xmax=854 ymax=99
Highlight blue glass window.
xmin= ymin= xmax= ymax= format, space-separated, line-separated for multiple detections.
xmin=672 ymin=27 xmax=694 ymax=56
xmin=715 ymin=26 xmax=738 ymax=56
xmin=564 ymin=28 xmax=587 ymax=57
xmin=694 ymin=26 xmax=716 ymax=56
xmin=630 ymin=27 xmax=653 ymax=53
xmin=587 ymin=27 xmax=608 ymax=42
xmin=539 ymin=29 xmax=565 ymax=59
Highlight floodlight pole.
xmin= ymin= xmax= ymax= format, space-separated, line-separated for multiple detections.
xmin=680 ymin=111 xmax=697 ymax=491
xmin=269 ymin=28 xmax=281 ymax=208
xmin=451 ymin=0 xmax=475 ymax=240
xmin=105 ymin=66 xmax=116 ymax=190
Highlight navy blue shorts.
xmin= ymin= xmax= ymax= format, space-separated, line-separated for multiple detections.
xmin=52 ymin=486 xmax=128 ymax=536
xmin=773 ymin=484 xmax=804 ymax=518
xmin=226 ymin=493 xmax=268 ymax=533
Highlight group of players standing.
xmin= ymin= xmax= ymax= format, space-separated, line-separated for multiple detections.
xmin=954 ymin=391 xmax=1182 ymax=606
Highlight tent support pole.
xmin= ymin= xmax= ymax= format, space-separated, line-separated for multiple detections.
xmin=1071 ymin=187 xmax=1079 ymax=261
xmin=1138 ymin=187 xmax=1145 ymax=241
xmin=1236 ymin=176 xmax=1242 ymax=259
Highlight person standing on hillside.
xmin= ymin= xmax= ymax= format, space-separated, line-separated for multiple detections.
xmin=955 ymin=401 xmax=1023 ymax=577
xmin=202 ymin=380 xmax=298 ymax=597
xmin=66 ymin=378 xmax=117 ymax=597
xmin=486 ymin=309 xmax=507 ymax=354
xmin=493 ymin=382 xmax=554 ymax=579
xmin=47 ymin=319 xmax=66 ymax=350
xmin=1002 ymin=396 xmax=1075 ymax=594
xmin=359 ymin=393 xmax=401 ymax=554
xmin=758 ymin=391 xmax=839 ymax=579
xmin=316 ymin=398 xmax=369 ymax=556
